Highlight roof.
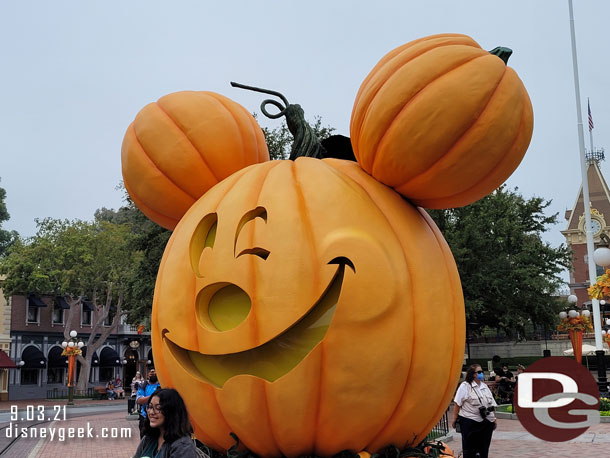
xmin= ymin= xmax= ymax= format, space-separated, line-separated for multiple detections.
xmin=0 ymin=350 xmax=15 ymax=369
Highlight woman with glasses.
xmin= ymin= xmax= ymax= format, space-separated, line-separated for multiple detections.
xmin=133 ymin=388 xmax=198 ymax=458
xmin=451 ymin=364 xmax=497 ymax=458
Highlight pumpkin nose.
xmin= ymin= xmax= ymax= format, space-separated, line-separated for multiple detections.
xmin=202 ymin=284 xmax=252 ymax=331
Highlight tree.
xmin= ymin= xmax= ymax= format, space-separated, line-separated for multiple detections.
xmin=0 ymin=218 xmax=138 ymax=390
xmin=428 ymin=186 xmax=571 ymax=338
xmin=0 ymin=178 xmax=18 ymax=257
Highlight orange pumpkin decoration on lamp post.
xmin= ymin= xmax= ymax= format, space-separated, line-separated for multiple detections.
xmin=122 ymin=32 xmax=533 ymax=457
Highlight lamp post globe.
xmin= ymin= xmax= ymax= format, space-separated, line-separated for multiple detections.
xmin=559 ymin=311 xmax=568 ymax=320
xmin=568 ymin=310 xmax=579 ymax=318
xmin=69 ymin=330 xmax=77 ymax=338
xmin=594 ymin=247 xmax=610 ymax=267
xmin=568 ymin=294 xmax=578 ymax=304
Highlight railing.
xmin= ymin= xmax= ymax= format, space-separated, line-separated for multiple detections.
xmin=426 ymin=408 xmax=450 ymax=441
xmin=46 ymin=387 xmax=94 ymax=399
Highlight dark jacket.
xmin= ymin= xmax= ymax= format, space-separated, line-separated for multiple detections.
xmin=133 ymin=435 xmax=198 ymax=458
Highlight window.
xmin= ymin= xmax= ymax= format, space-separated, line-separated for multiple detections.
xmin=47 ymin=368 xmax=64 ymax=384
xmin=52 ymin=306 xmax=64 ymax=325
xmin=27 ymin=306 xmax=39 ymax=324
xmin=82 ymin=305 xmax=92 ymax=326
xmin=20 ymin=369 xmax=39 ymax=385
xmin=104 ymin=309 xmax=115 ymax=327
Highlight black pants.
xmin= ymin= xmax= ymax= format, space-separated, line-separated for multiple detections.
xmin=138 ymin=414 xmax=146 ymax=439
xmin=459 ymin=416 xmax=494 ymax=458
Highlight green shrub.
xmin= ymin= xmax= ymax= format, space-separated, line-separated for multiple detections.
xmin=600 ymin=397 xmax=610 ymax=411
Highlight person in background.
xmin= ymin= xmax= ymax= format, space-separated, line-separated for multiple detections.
xmin=452 ymin=364 xmax=497 ymax=458
xmin=114 ymin=377 xmax=125 ymax=399
xmin=106 ymin=379 xmax=118 ymax=400
xmin=137 ymin=368 xmax=161 ymax=439
xmin=495 ymin=363 xmax=515 ymax=403
xmin=132 ymin=388 xmax=197 ymax=458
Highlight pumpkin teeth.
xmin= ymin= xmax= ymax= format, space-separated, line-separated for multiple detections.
xmin=162 ymin=261 xmax=350 ymax=388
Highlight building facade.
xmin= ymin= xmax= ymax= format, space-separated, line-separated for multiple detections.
xmin=0 ymin=276 xmax=15 ymax=400
xmin=9 ymin=293 xmax=153 ymax=400
xmin=561 ymin=154 xmax=610 ymax=309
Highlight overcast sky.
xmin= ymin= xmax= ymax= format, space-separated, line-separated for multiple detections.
xmin=1 ymin=1 xmax=609 ymax=261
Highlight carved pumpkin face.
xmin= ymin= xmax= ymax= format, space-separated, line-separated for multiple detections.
xmin=152 ymin=157 xmax=465 ymax=457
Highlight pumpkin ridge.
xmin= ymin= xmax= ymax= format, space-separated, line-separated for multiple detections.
xmin=368 ymin=53 xmax=487 ymax=177
xmin=154 ymin=99 xmax=222 ymax=183
xmin=320 ymin=160 xmax=416 ymax=449
xmin=390 ymin=62 xmax=508 ymax=194
xmin=351 ymin=39 xmax=481 ymax=163
xmin=413 ymin=85 xmax=530 ymax=208
xmin=205 ymin=92 xmax=252 ymax=172
xmin=291 ymin=159 xmax=326 ymax=452
xmin=123 ymin=180 xmax=179 ymax=229
xmin=413 ymin=208 xmax=464 ymax=442
xmin=247 ymin=162 xmax=279 ymax=348
xmin=128 ymin=123 xmax=199 ymax=202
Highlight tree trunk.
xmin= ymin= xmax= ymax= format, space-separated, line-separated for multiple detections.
xmin=74 ymin=287 xmax=123 ymax=392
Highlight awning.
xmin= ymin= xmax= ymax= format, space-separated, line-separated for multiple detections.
xmin=81 ymin=347 xmax=100 ymax=367
xmin=21 ymin=346 xmax=46 ymax=368
xmin=0 ymin=350 xmax=16 ymax=368
xmin=54 ymin=296 xmax=71 ymax=310
xmin=28 ymin=294 xmax=47 ymax=307
xmin=47 ymin=346 xmax=68 ymax=368
xmin=100 ymin=347 xmax=122 ymax=367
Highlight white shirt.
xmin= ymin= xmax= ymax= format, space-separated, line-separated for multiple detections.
xmin=454 ymin=380 xmax=497 ymax=422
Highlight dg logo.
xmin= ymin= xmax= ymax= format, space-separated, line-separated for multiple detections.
xmin=515 ymin=356 xmax=600 ymax=441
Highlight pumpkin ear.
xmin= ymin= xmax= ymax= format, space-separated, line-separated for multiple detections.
xmin=350 ymin=33 xmax=533 ymax=209
xmin=121 ymin=91 xmax=269 ymax=230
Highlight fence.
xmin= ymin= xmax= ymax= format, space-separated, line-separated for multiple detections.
xmin=46 ymin=387 xmax=94 ymax=399
xmin=426 ymin=407 xmax=450 ymax=441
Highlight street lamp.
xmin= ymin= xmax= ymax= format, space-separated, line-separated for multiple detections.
xmin=591 ymin=246 xmax=610 ymax=393
xmin=62 ymin=330 xmax=84 ymax=406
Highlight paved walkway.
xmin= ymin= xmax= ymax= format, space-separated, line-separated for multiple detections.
xmin=449 ymin=416 xmax=610 ymax=457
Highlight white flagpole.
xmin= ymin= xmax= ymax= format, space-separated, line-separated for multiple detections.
xmin=568 ymin=0 xmax=603 ymax=351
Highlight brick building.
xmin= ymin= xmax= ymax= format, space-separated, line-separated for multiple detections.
xmin=561 ymin=152 xmax=610 ymax=311
xmin=8 ymin=293 xmax=153 ymax=400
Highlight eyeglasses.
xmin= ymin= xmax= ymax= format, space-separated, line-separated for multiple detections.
xmin=476 ymin=370 xmax=484 ymax=374
xmin=146 ymin=404 xmax=162 ymax=414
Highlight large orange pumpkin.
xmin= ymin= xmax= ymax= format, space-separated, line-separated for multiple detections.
xmin=152 ymin=157 xmax=465 ymax=456
xmin=350 ymin=33 xmax=533 ymax=209
xmin=121 ymin=91 xmax=269 ymax=230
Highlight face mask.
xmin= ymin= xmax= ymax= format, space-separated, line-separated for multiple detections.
xmin=149 ymin=375 xmax=158 ymax=384
xmin=476 ymin=372 xmax=484 ymax=381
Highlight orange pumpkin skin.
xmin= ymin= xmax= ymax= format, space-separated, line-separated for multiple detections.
xmin=152 ymin=157 xmax=465 ymax=456
xmin=350 ymin=33 xmax=533 ymax=209
xmin=121 ymin=91 xmax=269 ymax=230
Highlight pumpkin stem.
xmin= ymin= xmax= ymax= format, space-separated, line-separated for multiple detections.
xmin=231 ymin=81 xmax=326 ymax=160
xmin=488 ymin=46 xmax=512 ymax=65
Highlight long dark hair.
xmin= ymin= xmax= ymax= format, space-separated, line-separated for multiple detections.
xmin=465 ymin=364 xmax=482 ymax=383
xmin=143 ymin=388 xmax=193 ymax=442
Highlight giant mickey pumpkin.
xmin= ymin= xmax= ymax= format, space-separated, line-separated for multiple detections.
xmin=350 ymin=33 xmax=533 ymax=209
xmin=121 ymin=91 xmax=269 ymax=230
xmin=120 ymin=32 xmax=535 ymax=457
xmin=151 ymin=157 xmax=465 ymax=456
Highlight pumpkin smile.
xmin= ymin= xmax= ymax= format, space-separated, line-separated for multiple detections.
xmin=162 ymin=258 xmax=352 ymax=387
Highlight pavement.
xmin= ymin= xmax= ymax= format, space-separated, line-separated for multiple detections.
xmin=2 ymin=399 xmax=610 ymax=457
xmin=448 ymin=414 xmax=610 ymax=457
